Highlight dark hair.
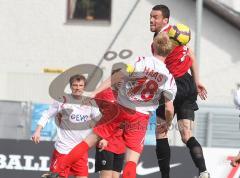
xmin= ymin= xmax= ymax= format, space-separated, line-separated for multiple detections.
xmin=69 ymin=74 xmax=87 ymax=86
xmin=152 ymin=5 xmax=170 ymax=20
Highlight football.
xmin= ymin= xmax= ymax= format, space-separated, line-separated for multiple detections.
xmin=168 ymin=24 xmax=191 ymax=45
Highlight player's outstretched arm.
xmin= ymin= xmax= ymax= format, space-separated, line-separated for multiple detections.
xmin=188 ymin=47 xmax=207 ymax=100
xmin=32 ymin=125 xmax=43 ymax=144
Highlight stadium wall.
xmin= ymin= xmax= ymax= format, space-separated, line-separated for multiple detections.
xmin=0 ymin=0 xmax=239 ymax=106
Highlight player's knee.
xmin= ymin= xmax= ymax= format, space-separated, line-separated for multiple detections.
xmin=179 ymin=128 xmax=192 ymax=144
xmin=99 ymin=172 xmax=113 ymax=178
xmin=155 ymin=131 xmax=168 ymax=139
xmin=181 ymin=135 xmax=191 ymax=144
xmin=125 ymin=148 xmax=140 ymax=163
xmin=112 ymin=171 xmax=121 ymax=178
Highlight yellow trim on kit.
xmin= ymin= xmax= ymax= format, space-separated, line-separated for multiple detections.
xmin=43 ymin=68 xmax=65 ymax=74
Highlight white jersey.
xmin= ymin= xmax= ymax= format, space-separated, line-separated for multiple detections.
xmin=37 ymin=95 xmax=101 ymax=154
xmin=118 ymin=56 xmax=177 ymax=114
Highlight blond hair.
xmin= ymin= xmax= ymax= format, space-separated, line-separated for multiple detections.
xmin=153 ymin=32 xmax=173 ymax=57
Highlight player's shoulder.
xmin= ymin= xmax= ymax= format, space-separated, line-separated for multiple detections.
xmin=153 ymin=58 xmax=172 ymax=75
xmin=161 ymin=63 xmax=172 ymax=76
xmin=167 ymin=45 xmax=188 ymax=59
xmin=95 ymin=87 xmax=114 ymax=101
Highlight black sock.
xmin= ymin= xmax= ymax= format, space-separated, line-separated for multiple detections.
xmin=186 ymin=137 xmax=207 ymax=173
xmin=156 ymin=138 xmax=170 ymax=178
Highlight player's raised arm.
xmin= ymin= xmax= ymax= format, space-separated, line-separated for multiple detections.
xmin=188 ymin=47 xmax=207 ymax=100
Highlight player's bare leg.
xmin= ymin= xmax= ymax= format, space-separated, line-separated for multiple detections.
xmin=112 ymin=171 xmax=121 ymax=178
xmin=178 ymin=119 xmax=210 ymax=178
xmin=99 ymin=170 xmax=113 ymax=178
xmin=100 ymin=170 xmax=121 ymax=178
xmin=122 ymin=148 xmax=140 ymax=178
xmin=177 ymin=119 xmax=193 ymax=143
xmin=98 ymin=167 xmax=121 ymax=178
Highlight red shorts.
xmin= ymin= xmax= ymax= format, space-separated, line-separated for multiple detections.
xmin=50 ymin=149 xmax=88 ymax=177
xmin=94 ymin=105 xmax=149 ymax=153
xmin=97 ymin=128 xmax=126 ymax=154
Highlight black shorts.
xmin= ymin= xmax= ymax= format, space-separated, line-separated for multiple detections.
xmin=156 ymin=72 xmax=198 ymax=121
xmin=95 ymin=148 xmax=124 ymax=173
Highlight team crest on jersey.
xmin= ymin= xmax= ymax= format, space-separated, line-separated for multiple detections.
xmin=101 ymin=160 xmax=107 ymax=166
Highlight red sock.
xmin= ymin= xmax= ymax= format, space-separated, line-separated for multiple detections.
xmin=60 ymin=141 xmax=89 ymax=169
xmin=122 ymin=161 xmax=137 ymax=178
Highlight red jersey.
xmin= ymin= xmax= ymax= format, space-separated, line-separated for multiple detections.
xmin=165 ymin=45 xmax=192 ymax=78
xmin=95 ymin=88 xmax=126 ymax=154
